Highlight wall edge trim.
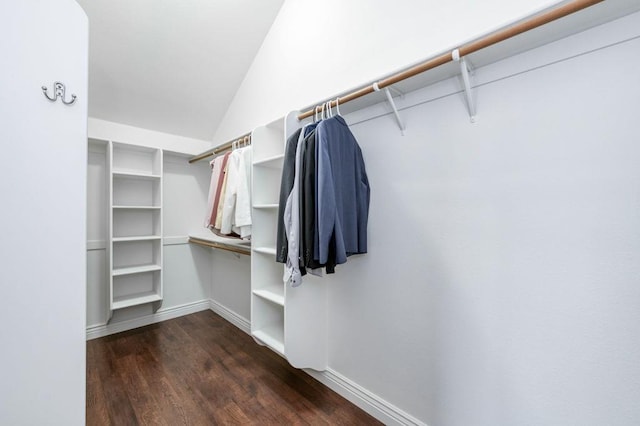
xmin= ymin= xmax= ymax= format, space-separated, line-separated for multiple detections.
xmin=86 ymin=299 xmax=210 ymax=340
xmin=163 ymin=236 xmax=189 ymax=245
xmin=208 ymin=299 xmax=251 ymax=334
xmin=304 ymin=368 xmax=428 ymax=426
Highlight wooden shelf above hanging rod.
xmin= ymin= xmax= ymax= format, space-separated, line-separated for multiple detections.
xmin=297 ymin=0 xmax=603 ymax=120
xmin=188 ymin=132 xmax=252 ymax=164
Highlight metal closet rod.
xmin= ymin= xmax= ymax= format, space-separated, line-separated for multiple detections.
xmin=188 ymin=132 xmax=252 ymax=164
xmin=297 ymin=0 xmax=603 ymax=120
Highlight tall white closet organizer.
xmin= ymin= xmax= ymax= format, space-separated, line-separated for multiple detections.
xmin=250 ymin=114 xmax=328 ymax=370
xmin=107 ymin=142 xmax=164 ymax=319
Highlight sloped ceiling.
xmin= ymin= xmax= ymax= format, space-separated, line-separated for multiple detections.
xmin=76 ymin=0 xmax=284 ymax=141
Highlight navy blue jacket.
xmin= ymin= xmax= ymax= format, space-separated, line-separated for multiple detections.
xmin=315 ymin=116 xmax=370 ymax=265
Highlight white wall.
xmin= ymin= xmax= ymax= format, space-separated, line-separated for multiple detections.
xmin=86 ymin=124 xmax=214 ymax=332
xmin=89 ymin=117 xmax=213 ymax=155
xmin=210 ymin=249 xmax=251 ymax=320
xmin=212 ymin=0 xmax=565 ymax=144
xmin=0 ymin=1 xmax=88 ymax=424
xmin=211 ymin=2 xmax=640 ymax=425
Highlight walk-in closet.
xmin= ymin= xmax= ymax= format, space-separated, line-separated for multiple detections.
xmin=3 ymin=0 xmax=640 ymax=425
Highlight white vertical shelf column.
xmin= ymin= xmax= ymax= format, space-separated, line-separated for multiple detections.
xmin=250 ymin=112 xmax=328 ymax=371
xmin=107 ymin=142 xmax=163 ymax=321
xmin=251 ymin=118 xmax=287 ymax=355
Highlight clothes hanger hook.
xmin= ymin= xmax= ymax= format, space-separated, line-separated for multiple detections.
xmin=335 ymin=97 xmax=341 ymax=116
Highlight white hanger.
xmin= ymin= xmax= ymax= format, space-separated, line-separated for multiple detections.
xmin=335 ymin=97 xmax=341 ymax=116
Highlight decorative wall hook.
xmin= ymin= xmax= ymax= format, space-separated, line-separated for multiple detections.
xmin=42 ymin=82 xmax=77 ymax=105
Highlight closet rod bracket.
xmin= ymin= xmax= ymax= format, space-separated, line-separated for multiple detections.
xmin=373 ymin=82 xmax=405 ymax=135
xmin=452 ymin=49 xmax=477 ymax=123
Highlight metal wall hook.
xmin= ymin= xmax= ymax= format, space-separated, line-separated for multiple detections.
xmin=42 ymin=82 xmax=77 ymax=105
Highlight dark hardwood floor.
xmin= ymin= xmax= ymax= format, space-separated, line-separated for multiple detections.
xmin=87 ymin=310 xmax=382 ymax=425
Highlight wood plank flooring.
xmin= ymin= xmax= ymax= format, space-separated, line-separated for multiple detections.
xmin=87 ymin=310 xmax=382 ymax=425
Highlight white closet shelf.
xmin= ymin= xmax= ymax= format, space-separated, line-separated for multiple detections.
xmin=113 ymin=264 xmax=162 ymax=277
xmin=253 ymin=289 xmax=284 ymax=306
xmin=112 ymin=171 xmax=162 ymax=180
xmin=112 ymin=235 xmax=162 ymax=242
xmin=253 ymin=247 xmax=277 ymax=256
xmin=253 ymin=203 xmax=279 ymax=209
xmin=252 ymin=327 xmax=285 ymax=355
xmin=112 ymin=291 xmax=162 ymax=310
xmin=253 ymin=154 xmax=284 ymax=168
xmin=112 ymin=205 xmax=161 ymax=210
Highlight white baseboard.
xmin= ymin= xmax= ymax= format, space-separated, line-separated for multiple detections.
xmin=304 ymin=368 xmax=427 ymax=426
xmin=86 ymin=299 xmax=210 ymax=340
xmin=208 ymin=299 xmax=251 ymax=334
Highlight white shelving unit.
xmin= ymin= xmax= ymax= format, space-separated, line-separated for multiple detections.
xmin=108 ymin=142 xmax=163 ymax=320
xmin=250 ymin=112 xmax=328 ymax=371
xmin=251 ymin=118 xmax=287 ymax=355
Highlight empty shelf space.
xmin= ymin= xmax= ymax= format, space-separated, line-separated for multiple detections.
xmin=252 ymin=327 xmax=285 ymax=355
xmin=112 ymin=235 xmax=162 ymax=242
xmin=253 ymin=289 xmax=284 ymax=306
xmin=112 ymin=205 xmax=161 ymax=210
xmin=112 ymin=171 xmax=161 ymax=180
xmin=253 ymin=247 xmax=276 ymax=256
xmin=112 ymin=291 xmax=162 ymax=310
xmin=253 ymin=154 xmax=284 ymax=168
xmin=113 ymin=264 xmax=162 ymax=277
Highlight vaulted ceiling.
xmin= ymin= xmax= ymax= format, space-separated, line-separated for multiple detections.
xmin=76 ymin=0 xmax=284 ymax=141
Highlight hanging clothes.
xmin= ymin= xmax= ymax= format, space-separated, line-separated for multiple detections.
xmin=316 ymin=115 xmax=370 ymax=265
xmin=277 ymin=114 xmax=369 ymax=287
xmin=204 ymin=152 xmax=231 ymax=228
xmin=283 ymin=124 xmax=315 ymax=287
xmin=276 ymin=128 xmax=302 ymax=263
xmin=300 ymin=128 xmax=334 ymax=274
xmin=220 ymin=146 xmax=253 ymax=238
xmin=214 ymin=158 xmax=230 ymax=230
xmin=235 ymin=146 xmax=253 ymax=238
xmin=204 ymin=145 xmax=253 ymax=240
xmin=204 ymin=154 xmax=225 ymax=228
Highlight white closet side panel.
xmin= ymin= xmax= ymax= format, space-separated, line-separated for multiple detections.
xmin=0 ymin=1 xmax=88 ymax=425
xmin=87 ymin=141 xmax=109 ymax=326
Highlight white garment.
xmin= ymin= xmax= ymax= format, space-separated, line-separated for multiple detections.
xmin=220 ymin=146 xmax=252 ymax=238
xmin=283 ymin=128 xmax=308 ymax=287
xmin=235 ymin=146 xmax=252 ymax=239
